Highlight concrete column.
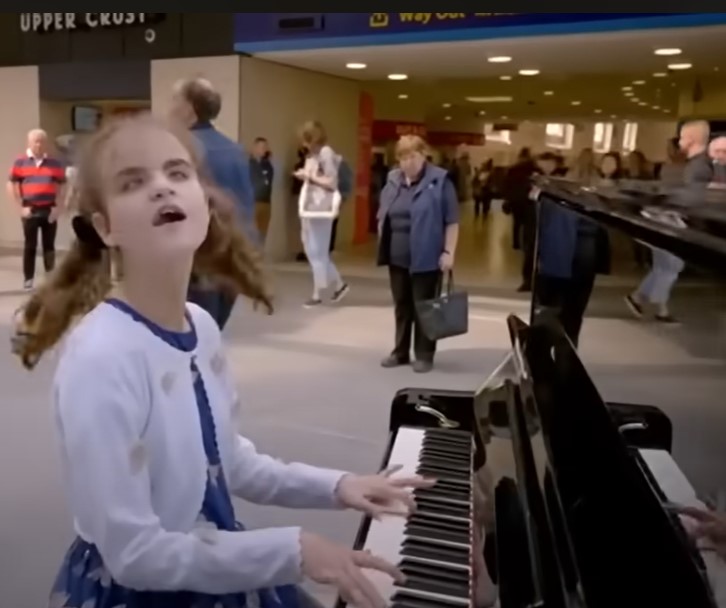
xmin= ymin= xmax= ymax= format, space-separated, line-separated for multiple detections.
xmin=239 ymin=56 xmax=360 ymax=261
xmin=0 ymin=66 xmax=40 ymax=249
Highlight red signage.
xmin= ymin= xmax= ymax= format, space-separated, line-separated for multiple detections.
xmin=372 ymin=120 xmax=427 ymax=143
xmin=354 ymin=92 xmax=374 ymax=245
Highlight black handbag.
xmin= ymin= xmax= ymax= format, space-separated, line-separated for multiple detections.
xmin=416 ymin=272 xmax=469 ymax=341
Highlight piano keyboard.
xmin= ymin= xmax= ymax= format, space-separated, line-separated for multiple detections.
xmin=361 ymin=427 xmax=474 ymax=608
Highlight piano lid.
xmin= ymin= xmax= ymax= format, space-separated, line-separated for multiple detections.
xmin=534 ymin=177 xmax=726 ymax=274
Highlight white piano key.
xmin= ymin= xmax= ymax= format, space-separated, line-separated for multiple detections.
xmin=362 ymin=428 xmax=472 ymax=606
xmin=639 ymin=449 xmax=704 ymax=509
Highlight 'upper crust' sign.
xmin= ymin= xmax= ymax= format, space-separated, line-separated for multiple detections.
xmin=20 ymin=13 xmax=151 ymax=33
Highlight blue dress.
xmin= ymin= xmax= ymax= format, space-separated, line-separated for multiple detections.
xmin=50 ymin=300 xmax=301 ymax=608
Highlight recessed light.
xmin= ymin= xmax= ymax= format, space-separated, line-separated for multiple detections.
xmin=633 ymin=80 xmax=646 ymax=85
xmin=622 ymin=86 xmax=633 ymax=91
xmin=500 ymin=75 xmax=512 ymax=80
xmin=631 ymin=97 xmax=640 ymax=102
xmin=442 ymin=102 xmax=451 ymax=108
xmin=624 ymin=91 xmax=634 ymax=96
xmin=519 ymin=69 xmax=540 ymax=76
xmin=544 ymin=90 xmax=554 ymax=96
xmin=488 ymin=56 xmax=512 ymax=63
xmin=638 ymin=102 xmax=647 ymax=106
xmin=501 ymin=115 xmax=509 ymax=120
xmin=668 ymin=62 xmax=692 ymax=70
xmin=345 ymin=62 xmax=367 ymax=69
xmin=653 ymin=72 xmax=667 ymax=77
xmin=655 ymin=48 xmax=682 ymax=56
xmin=478 ymin=110 xmax=486 ymax=116
xmin=594 ymin=109 xmax=602 ymax=113
xmin=664 ymin=108 xmax=671 ymax=113
xmin=398 ymin=94 xmax=408 ymax=99
xmin=571 ymin=100 xmax=581 ymax=106
xmin=466 ymin=96 xmax=513 ymax=103
xmin=388 ymin=73 xmax=408 ymax=80
xmin=444 ymin=116 xmax=452 ymax=121
xmin=611 ymin=114 xmax=618 ymax=119
xmin=652 ymin=105 xmax=660 ymax=109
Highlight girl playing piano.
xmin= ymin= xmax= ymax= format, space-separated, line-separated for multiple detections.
xmin=13 ymin=114 xmax=428 ymax=608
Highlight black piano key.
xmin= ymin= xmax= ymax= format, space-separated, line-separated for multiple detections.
xmin=419 ymin=448 xmax=470 ymax=465
xmin=405 ymin=523 xmax=470 ymax=545
xmin=419 ymin=458 xmax=470 ymax=474
xmin=392 ymin=592 xmax=467 ymax=608
xmin=417 ymin=465 xmax=470 ymax=481
xmin=415 ymin=497 xmax=470 ymax=518
xmin=402 ymin=539 xmax=469 ymax=564
xmin=409 ymin=513 xmax=470 ymax=533
xmin=422 ymin=437 xmax=470 ymax=452
xmin=424 ymin=428 xmax=472 ymax=440
xmin=395 ymin=573 xmax=469 ymax=599
xmin=400 ymin=560 xmax=470 ymax=585
xmin=416 ymin=485 xmax=471 ymax=501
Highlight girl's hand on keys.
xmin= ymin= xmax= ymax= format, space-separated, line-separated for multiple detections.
xmin=300 ymin=531 xmax=404 ymax=608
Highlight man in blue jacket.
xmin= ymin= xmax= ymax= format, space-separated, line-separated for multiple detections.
xmin=170 ymin=77 xmax=258 ymax=329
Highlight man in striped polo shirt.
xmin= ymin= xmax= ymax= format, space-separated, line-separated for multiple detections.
xmin=7 ymin=129 xmax=66 ymax=289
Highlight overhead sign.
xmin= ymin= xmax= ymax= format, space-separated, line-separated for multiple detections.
xmin=20 ymin=13 xmax=157 ymax=33
xmin=235 ymin=13 xmax=726 ymax=52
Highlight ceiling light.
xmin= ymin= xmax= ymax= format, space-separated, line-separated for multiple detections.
xmin=544 ymin=90 xmax=554 ymax=96
xmin=652 ymin=105 xmax=660 ymax=109
xmin=442 ymin=102 xmax=451 ymax=108
xmin=388 ymin=73 xmax=408 ymax=80
xmin=611 ymin=114 xmax=618 ymax=119
xmin=519 ymin=69 xmax=540 ymax=76
xmin=571 ymin=100 xmax=581 ymax=106
xmin=664 ymin=108 xmax=671 ymax=113
xmin=668 ymin=62 xmax=692 ymax=70
xmin=638 ymin=102 xmax=647 ymax=106
xmin=488 ymin=56 xmax=512 ymax=63
xmin=500 ymin=75 xmax=512 ymax=80
xmin=345 ymin=62 xmax=367 ymax=69
xmin=633 ymin=80 xmax=646 ymax=85
xmin=624 ymin=91 xmax=634 ymax=96
xmin=653 ymin=72 xmax=667 ymax=77
xmin=594 ymin=109 xmax=602 ymax=113
xmin=478 ymin=110 xmax=486 ymax=116
xmin=622 ymin=86 xmax=633 ymax=91
xmin=398 ymin=94 xmax=408 ymax=99
xmin=466 ymin=96 xmax=513 ymax=103
xmin=501 ymin=115 xmax=509 ymax=119
xmin=655 ymin=48 xmax=682 ymax=56
xmin=444 ymin=116 xmax=452 ymax=121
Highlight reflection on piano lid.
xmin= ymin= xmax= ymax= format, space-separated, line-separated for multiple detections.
xmin=339 ymin=313 xmax=719 ymax=608
xmin=535 ymin=177 xmax=726 ymax=273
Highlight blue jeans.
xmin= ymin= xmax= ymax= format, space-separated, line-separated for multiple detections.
xmin=301 ymin=218 xmax=342 ymax=294
xmin=635 ymin=248 xmax=685 ymax=306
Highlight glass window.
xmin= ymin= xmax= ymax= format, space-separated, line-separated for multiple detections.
xmin=545 ymin=123 xmax=574 ymax=150
xmin=593 ymin=122 xmax=614 ymax=153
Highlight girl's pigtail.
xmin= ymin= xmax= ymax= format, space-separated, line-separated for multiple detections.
xmin=193 ymin=187 xmax=274 ymax=315
xmin=13 ymin=240 xmax=111 ymax=369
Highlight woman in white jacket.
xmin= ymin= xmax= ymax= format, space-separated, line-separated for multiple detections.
xmin=294 ymin=121 xmax=349 ymax=309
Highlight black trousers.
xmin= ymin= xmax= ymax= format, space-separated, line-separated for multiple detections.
xmin=389 ymin=266 xmax=441 ymax=363
xmin=22 ymin=208 xmax=57 ymax=282
xmin=329 ymin=218 xmax=339 ymax=253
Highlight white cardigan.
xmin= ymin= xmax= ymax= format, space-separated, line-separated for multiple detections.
xmin=53 ymin=302 xmax=347 ymax=594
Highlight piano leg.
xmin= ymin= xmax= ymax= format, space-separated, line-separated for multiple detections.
xmin=474 ymin=465 xmax=499 ymax=607
xmin=474 ymin=524 xmax=498 ymax=607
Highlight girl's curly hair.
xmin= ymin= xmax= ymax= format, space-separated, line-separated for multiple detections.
xmin=13 ymin=113 xmax=272 ymax=369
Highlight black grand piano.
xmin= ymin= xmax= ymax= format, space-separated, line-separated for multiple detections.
xmin=338 ymin=182 xmax=726 ymax=607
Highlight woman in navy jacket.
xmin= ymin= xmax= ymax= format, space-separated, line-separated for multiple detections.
xmin=377 ymin=136 xmax=460 ymax=373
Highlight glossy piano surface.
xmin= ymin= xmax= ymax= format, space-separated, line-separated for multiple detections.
xmin=501 ymin=315 xmax=716 ymax=608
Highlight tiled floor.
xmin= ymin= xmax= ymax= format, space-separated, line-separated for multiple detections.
xmin=0 ymin=232 xmax=724 ymax=606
